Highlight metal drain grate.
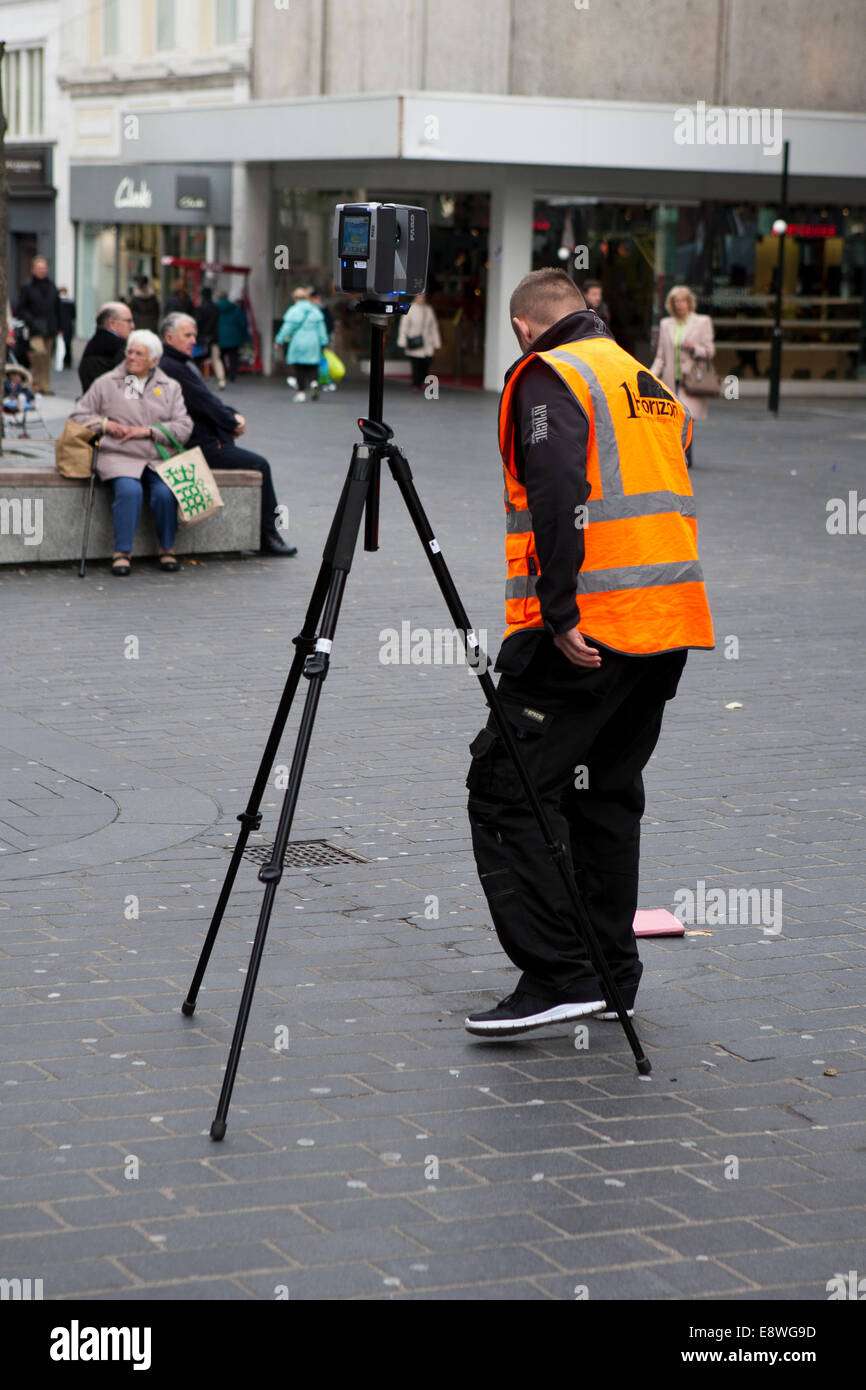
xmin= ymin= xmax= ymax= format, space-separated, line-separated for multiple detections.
xmin=242 ymin=839 xmax=370 ymax=870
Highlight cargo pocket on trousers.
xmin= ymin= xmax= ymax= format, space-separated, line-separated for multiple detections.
xmin=466 ymin=704 xmax=550 ymax=804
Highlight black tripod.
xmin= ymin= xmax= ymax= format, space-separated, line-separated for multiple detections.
xmin=183 ymin=303 xmax=651 ymax=1142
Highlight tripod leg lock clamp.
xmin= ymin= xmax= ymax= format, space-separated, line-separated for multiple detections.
xmin=292 ymin=633 xmax=318 ymax=655
xmin=237 ymin=810 xmax=263 ymax=831
xmin=304 ymin=637 xmax=332 ymax=679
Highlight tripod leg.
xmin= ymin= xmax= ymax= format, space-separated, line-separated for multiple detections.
xmin=385 ymin=446 xmax=651 ymax=1075
xmin=184 ymin=464 xmax=364 ymax=1016
xmin=209 ymin=444 xmax=377 ymax=1139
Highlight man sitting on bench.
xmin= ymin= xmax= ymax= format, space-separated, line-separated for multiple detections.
xmin=159 ymin=312 xmax=296 ymax=557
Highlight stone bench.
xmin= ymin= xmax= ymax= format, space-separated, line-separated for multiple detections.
xmin=0 ymin=466 xmax=261 ymax=565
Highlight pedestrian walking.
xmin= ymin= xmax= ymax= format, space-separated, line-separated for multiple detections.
xmin=15 ymin=257 xmax=62 ymax=394
xmin=130 ymin=276 xmax=161 ymax=333
xmin=651 ymin=286 xmax=716 ymax=467
xmin=275 ymin=288 xmax=329 ymax=402
xmin=581 ymin=279 xmax=612 ymax=332
xmin=396 ymin=292 xmax=441 ymax=391
xmin=69 ymin=329 xmax=193 ymax=576
xmin=215 ymin=291 xmax=247 ymax=384
xmin=195 ymin=287 xmax=226 ymax=390
xmin=162 ymin=280 xmax=194 ymax=318
xmin=464 ymin=268 xmax=713 ymax=1037
xmin=58 ymin=287 xmax=76 ymax=370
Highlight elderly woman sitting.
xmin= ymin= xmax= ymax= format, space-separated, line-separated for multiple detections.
xmin=69 ymin=328 xmax=192 ymax=575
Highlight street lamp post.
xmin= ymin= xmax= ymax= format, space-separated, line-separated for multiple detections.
xmin=768 ymin=140 xmax=790 ymax=416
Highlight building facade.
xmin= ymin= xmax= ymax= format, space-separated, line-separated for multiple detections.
xmin=55 ymin=0 xmax=253 ymax=335
xmin=11 ymin=0 xmax=866 ymax=387
xmin=2 ymin=1 xmax=63 ymax=299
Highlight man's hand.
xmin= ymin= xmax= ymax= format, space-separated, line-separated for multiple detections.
xmin=553 ymin=625 xmax=602 ymax=668
xmin=233 ymin=413 xmax=245 ymax=437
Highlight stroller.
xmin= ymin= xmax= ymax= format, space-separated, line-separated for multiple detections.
xmin=2 ymin=360 xmax=51 ymax=439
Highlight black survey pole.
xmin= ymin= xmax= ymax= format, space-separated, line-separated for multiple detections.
xmin=768 ymin=139 xmax=790 ymax=416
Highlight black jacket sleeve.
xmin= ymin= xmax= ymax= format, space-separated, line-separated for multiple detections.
xmin=511 ymin=358 xmax=590 ymax=635
xmin=162 ymin=356 xmax=238 ymax=434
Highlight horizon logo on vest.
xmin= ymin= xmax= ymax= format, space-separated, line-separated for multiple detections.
xmin=620 ymin=372 xmax=681 ymax=421
xmin=826 ymin=491 xmax=866 ymax=535
xmin=49 ymin=1321 xmax=152 ymax=1370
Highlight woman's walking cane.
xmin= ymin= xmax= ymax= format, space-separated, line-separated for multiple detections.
xmin=78 ymin=439 xmax=99 ymax=579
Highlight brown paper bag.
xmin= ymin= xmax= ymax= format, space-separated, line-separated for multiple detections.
xmin=55 ymin=417 xmax=100 ymax=478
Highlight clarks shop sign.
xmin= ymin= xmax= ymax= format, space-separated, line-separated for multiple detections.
xmin=70 ymin=164 xmax=230 ymax=225
xmin=114 ymin=175 xmax=153 ymax=209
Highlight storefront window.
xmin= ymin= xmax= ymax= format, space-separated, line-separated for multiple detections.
xmin=685 ymin=203 xmax=865 ymax=382
xmin=76 ymin=224 xmax=117 ymax=336
xmin=532 ymin=199 xmax=658 ymax=360
xmin=273 ymin=187 xmax=488 ymax=382
xmin=118 ymin=224 xmax=162 ymax=301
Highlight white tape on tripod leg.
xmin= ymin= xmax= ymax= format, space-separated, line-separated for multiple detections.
xmin=429 ymin=539 xmax=441 ymax=554
xmin=315 ymin=638 xmax=333 ymax=653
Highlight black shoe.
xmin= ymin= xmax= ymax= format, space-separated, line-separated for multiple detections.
xmin=261 ymin=531 xmax=297 ymax=556
xmin=465 ymin=988 xmax=605 ymax=1037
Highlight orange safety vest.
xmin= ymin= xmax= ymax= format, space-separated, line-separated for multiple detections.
xmin=499 ymin=335 xmax=714 ymax=656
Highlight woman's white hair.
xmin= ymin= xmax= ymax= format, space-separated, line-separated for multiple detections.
xmin=127 ymin=328 xmax=163 ymax=363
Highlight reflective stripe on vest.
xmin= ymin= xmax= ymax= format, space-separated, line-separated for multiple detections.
xmin=499 ymin=335 xmax=714 ymax=655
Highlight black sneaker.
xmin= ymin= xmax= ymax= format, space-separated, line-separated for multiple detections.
xmin=465 ymin=988 xmax=605 ymax=1037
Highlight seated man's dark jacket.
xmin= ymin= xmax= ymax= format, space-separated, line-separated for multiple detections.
xmin=498 ymin=308 xmax=611 ymax=669
xmin=159 ymin=342 xmax=238 ymax=450
xmin=78 ymin=329 xmax=126 ymax=393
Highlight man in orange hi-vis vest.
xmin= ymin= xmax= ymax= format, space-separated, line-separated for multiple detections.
xmin=465 ymin=268 xmax=714 ymax=1038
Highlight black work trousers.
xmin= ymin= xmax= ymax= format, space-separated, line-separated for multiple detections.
xmin=466 ymin=631 xmax=687 ymax=1003
xmin=201 ymin=440 xmax=279 ymax=542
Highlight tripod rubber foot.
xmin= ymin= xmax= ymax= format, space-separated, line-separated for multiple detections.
xmin=181 ymin=1000 xmax=195 ymax=1017
xmin=637 ymin=1057 xmax=652 ymax=1076
xmin=210 ymin=1120 xmax=227 ymax=1142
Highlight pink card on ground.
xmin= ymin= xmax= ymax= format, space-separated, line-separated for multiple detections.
xmin=633 ymin=908 xmax=685 ymax=938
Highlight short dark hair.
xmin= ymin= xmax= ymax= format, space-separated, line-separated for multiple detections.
xmin=582 ymin=279 xmax=602 ymax=292
xmin=96 ymin=306 xmax=114 ymax=329
xmin=510 ymin=268 xmax=585 ymax=325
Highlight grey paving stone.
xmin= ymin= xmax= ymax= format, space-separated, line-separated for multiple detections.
xmin=2 ymin=391 xmax=865 ymax=1300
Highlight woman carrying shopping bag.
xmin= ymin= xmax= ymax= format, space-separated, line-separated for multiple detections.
xmin=275 ymin=289 xmax=329 ymax=402
xmin=68 ymin=329 xmax=192 ymax=575
xmin=397 ymin=292 xmax=442 ymax=392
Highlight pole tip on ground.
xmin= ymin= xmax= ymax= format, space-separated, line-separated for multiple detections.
xmin=210 ymin=1120 xmax=227 ymax=1142
xmin=181 ymin=1000 xmax=195 ymax=1017
xmin=637 ymin=1057 xmax=652 ymax=1076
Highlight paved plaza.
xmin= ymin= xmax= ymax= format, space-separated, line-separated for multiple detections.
xmin=0 ymin=369 xmax=864 ymax=1301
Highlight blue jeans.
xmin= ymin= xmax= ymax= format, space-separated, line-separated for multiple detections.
xmin=111 ymin=470 xmax=178 ymax=552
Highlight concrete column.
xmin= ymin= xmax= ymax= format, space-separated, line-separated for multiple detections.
xmin=483 ymin=172 xmax=534 ymax=392
xmin=231 ymin=161 xmax=274 ymax=374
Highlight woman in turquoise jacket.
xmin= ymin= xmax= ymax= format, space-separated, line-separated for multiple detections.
xmin=275 ymin=290 xmax=329 ymax=401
